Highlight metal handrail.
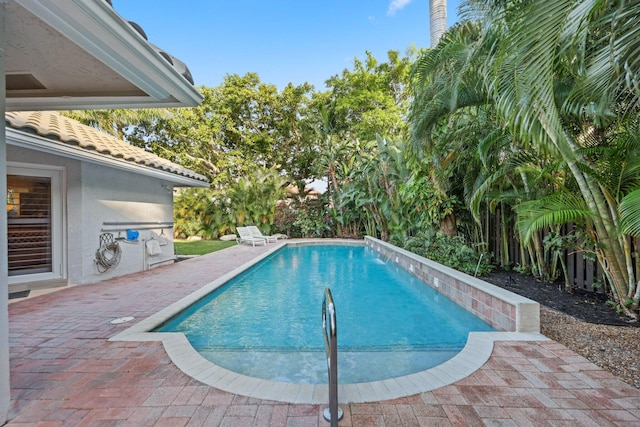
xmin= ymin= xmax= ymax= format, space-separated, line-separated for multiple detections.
xmin=102 ymin=221 xmax=174 ymax=226
xmin=100 ymin=225 xmax=173 ymax=232
xmin=322 ymin=288 xmax=343 ymax=425
xmin=101 ymin=221 xmax=174 ymax=233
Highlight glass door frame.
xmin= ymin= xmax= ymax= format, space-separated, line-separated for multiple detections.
xmin=7 ymin=163 xmax=65 ymax=285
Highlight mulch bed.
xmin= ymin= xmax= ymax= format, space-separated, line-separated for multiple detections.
xmin=480 ymin=269 xmax=639 ymax=327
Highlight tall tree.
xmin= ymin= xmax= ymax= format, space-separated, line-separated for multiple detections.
xmin=429 ymin=0 xmax=448 ymax=46
xmin=127 ymin=74 xmax=317 ymax=186
xmin=323 ymin=49 xmax=416 ymax=143
xmin=315 ymin=49 xmax=417 ymax=236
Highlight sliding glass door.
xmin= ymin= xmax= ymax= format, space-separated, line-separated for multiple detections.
xmin=7 ymin=165 xmax=64 ymax=283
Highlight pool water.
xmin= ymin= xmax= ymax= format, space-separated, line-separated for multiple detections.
xmin=156 ymin=245 xmax=495 ymax=384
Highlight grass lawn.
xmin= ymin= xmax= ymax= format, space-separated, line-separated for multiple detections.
xmin=174 ymin=239 xmax=236 ymax=255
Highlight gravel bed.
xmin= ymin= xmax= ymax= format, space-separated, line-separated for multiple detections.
xmin=540 ymin=306 xmax=640 ymax=389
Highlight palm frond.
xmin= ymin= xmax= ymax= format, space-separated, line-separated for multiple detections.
xmin=409 ymin=21 xmax=487 ymax=148
xmin=620 ymin=188 xmax=640 ymax=236
xmin=514 ymin=192 xmax=592 ymax=244
xmin=563 ymin=1 xmax=640 ymax=119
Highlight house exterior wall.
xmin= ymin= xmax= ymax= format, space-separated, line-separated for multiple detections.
xmin=74 ymin=161 xmax=176 ymax=285
xmin=6 ymin=145 xmax=176 ymax=288
xmin=2 ymin=1 xmax=204 ymax=420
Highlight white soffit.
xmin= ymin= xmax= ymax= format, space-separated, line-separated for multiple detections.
xmin=6 ymin=0 xmax=203 ymax=110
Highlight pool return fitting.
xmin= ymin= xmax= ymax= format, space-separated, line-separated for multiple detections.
xmin=322 ymin=288 xmax=343 ymax=425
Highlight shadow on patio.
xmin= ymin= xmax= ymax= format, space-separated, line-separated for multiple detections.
xmin=7 ymin=243 xmax=640 ymax=426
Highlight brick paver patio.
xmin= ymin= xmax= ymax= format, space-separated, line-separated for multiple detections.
xmin=7 ymin=242 xmax=640 ymax=426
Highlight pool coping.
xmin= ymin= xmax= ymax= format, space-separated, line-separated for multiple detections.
xmin=110 ymin=239 xmax=548 ymax=404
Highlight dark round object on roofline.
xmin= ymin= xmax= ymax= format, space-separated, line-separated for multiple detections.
xmin=170 ymin=55 xmax=195 ymax=85
xmin=157 ymin=50 xmax=174 ymax=65
xmin=112 ymin=6 xmax=195 ymax=85
xmin=149 ymin=42 xmax=194 ymax=85
xmin=128 ymin=21 xmax=148 ymax=40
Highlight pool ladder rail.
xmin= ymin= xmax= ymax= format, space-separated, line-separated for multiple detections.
xmin=322 ymin=288 xmax=343 ymax=425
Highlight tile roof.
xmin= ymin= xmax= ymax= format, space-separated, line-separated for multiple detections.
xmin=5 ymin=111 xmax=209 ymax=185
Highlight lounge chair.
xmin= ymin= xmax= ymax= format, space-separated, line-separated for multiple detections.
xmin=247 ymin=225 xmax=279 ymax=243
xmin=236 ymin=226 xmax=267 ymax=246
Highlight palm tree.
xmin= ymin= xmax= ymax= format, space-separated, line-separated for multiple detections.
xmin=410 ymin=22 xmax=488 ymax=238
xmin=468 ymin=0 xmax=640 ymax=318
xmin=429 ymin=0 xmax=447 ymax=47
xmin=410 ymin=2 xmax=640 ymax=318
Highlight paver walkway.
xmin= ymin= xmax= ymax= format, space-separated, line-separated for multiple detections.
xmin=7 ymin=242 xmax=640 ymax=426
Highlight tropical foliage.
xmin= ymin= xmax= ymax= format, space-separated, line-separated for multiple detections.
xmin=174 ymin=167 xmax=286 ymax=239
xmin=126 ymin=75 xmax=318 ymax=186
xmin=409 ymin=0 xmax=640 ymax=318
xmin=65 ymin=3 xmax=640 ymax=320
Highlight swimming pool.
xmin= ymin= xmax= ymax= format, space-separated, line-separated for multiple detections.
xmin=112 ymin=238 xmax=543 ymax=403
xmin=155 ymin=244 xmax=495 ymax=384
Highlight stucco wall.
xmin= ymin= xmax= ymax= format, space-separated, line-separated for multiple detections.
xmin=6 ymin=145 xmax=176 ymax=287
xmin=76 ymin=162 xmax=175 ymax=285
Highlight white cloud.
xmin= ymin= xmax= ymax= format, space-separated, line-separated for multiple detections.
xmin=387 ymin=0 xmax=413 ymax=16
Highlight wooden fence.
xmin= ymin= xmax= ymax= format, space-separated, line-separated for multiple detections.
xmin=486 ymin=208 xmax=608 ymax=293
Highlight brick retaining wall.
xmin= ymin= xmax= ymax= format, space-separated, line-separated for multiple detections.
xmin=365 ymin=237 xmax=540 ymax=333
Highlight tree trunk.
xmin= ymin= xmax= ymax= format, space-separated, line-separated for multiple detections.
xmin=429 ymin=0 xmax=447 ymax=47
xmin=439 ymin=212 xmax=457 ymax=236
xmin=500 ymin=204 xmax=510 ymax=269
xmin=532 ymin=232 xmax=547 ymax=281
xmin=558 ymin=130 xmax=635 ymax=318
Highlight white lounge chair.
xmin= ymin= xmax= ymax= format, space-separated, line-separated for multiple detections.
xmin=236 ymin=226 xmax=267 ymax=246
xmin=247 ymin=225 xmax=279 ymax=243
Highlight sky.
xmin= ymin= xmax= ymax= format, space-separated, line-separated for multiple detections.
xmin=113 ymin=0 xmax=462 ymax=90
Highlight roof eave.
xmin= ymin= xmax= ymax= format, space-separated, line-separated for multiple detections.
xmin=7 ymin=96 xmax=196 ymax=112
xmin=8 ymin=0 xmax=203 ymax=111
xmin=7 ymin=128 xmax=210 ymax=188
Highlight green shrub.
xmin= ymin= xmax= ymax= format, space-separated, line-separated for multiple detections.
xmin=399 ymin=230 xmax=493 ymax=276
xmin=273 ymin=196 xmax=335 ymax=238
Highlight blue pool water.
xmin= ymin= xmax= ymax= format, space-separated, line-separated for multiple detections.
xmin=156 ymin=245 xmax=495 ymax=384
